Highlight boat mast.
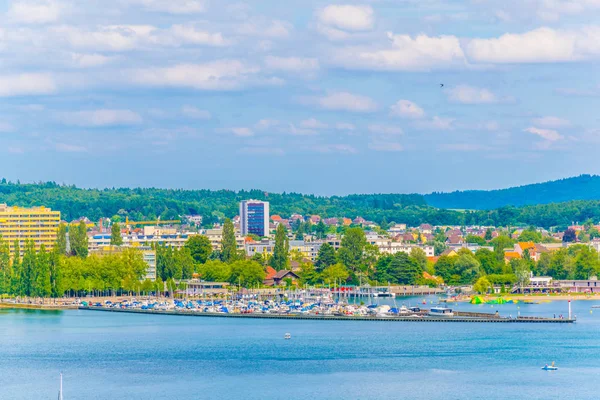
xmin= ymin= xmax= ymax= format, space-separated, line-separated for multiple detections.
xmin=58 ymin=373 xmax=63 ymax=400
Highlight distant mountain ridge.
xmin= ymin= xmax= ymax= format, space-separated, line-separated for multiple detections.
xmin=424 ymin=175 xmax=600 ymax=210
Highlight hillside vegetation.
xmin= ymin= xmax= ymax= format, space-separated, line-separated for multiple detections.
xmin=425 ymin=175 xmax=600 ymax=210
xmin=0 ymin=179 xmax=600 ymax=228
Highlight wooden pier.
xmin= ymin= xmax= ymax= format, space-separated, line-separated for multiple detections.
xmin=80 ymin=306 xmax=575 ymax=323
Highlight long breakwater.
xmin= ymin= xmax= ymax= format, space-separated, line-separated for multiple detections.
xmin=80 ymin=306 xmax=575 ymax=323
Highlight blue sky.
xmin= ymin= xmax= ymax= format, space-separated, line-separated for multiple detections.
xmin=1 ymin=0 xmax=600 ymax=195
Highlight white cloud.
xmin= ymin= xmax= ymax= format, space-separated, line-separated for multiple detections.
xmin=439 ymin=143 xmax=486 ymax=152
xmin=317 ymin=5 xmax=374 ymax=32
xmin=169 ymin=25 xmax=231 ymax=46
xmin=289 ymin=124 xmax=318 ymax=136
xmin=466 ymin=27 xmax=600 ymax=64
xmin=313 ymin=144 xmax=358 ymax=154
xmin=59 ymin=109 xmax=142 ymax=127
xmin=8 ymin=147 xmax=24 ymax=154
xmin=369 ymin=141 xmax=403 ymax=152
xmin=336 ymin=122 xmax=355 ymax=131
xmin=55 ymin=143 xmax=87 ymax=153
xmin=368 ymin=124 xmax=403 ymax=135
xmin=132 ymin=60 xmax=265 ymax=91
xmin=446 ymin=85 xmax=499 ymax=104
xmin=0 ymin=121 xmax=14 ymax=132
xmin=264 ymin=56 xmax=319 ymax=72
xmin=52 ymin=25 xmax=157 ymax=52
xmin=532 ymin=116 xmax=571 ymax=128
xmin=390 ymin=99 xmax=425 ymax=119
xmin=237 ymin=20 xmax=292 ymax=39
xmin=230 ymin=127 xmax=254 ymax=137
xmin=8 ymin=0 xmax=63 ymax=24
xmin=239 ymin=146 xmax=284 ymax=156
xmin=255 ymin=119 xmax=280 ymax=130
xmin=71 ymin=53 xmax=113 ymax=68
xmin=182 ymin=106 xmax=211 ymax=120
xmin=415 ymin=116 xmax=455 ymax=130
xmin=332 ymin=32 xmax=466 ymax=71
xmin=301 ymin=118 xmax=328 ymax=129
xmin=130 ymin=0 xmax=206 ymax=14
xmin=525 ymin=126 xmax=563 ymax=141
xmin=0 ymin=73 xmax=56 ymax=97
xmin=314 ymin=91 xmax=377 ymax=113
xmin=476 ymin=0 xmax=600 ymax=23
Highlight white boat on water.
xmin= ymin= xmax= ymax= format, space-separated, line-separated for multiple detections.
xmin=429 ymin=307 xmax=454 ymax=317
xmin=284 ymin=333 xmax=291 ymax=340
xmin=542 ymin=362 xmax=558 ymax=371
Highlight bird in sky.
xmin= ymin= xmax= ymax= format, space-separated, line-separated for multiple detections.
xmin=440 ymin=84 xmax=444 ymax=88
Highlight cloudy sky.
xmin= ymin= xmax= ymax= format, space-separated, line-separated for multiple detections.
xmin=1 ymin=0 xmax=600 ymax=195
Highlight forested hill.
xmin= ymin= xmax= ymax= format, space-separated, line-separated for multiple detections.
xmin=2 ymin=179 xmax=600 ymax=228
xmin=424 ymin=175 xmax=600 ymax=210
xmin=0 ymin=181 xmax=427 ymax=224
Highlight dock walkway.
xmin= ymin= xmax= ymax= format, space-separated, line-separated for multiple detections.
xmin=80 ymin=307 xmax=575 ymax=323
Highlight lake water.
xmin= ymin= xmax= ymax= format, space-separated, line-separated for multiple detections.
xmin=1 ymin=298 xmax=599 ymax=399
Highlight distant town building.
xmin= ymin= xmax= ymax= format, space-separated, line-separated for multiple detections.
xmin=184 ymin=215 xmax=203 ymax=226
xmin=245 ymin=239 xmax=323 ymax=261
xmin=0 ymin=204 xmax=60 ymax=256
xmin=239 ymin=200 xmax=270 ymax=237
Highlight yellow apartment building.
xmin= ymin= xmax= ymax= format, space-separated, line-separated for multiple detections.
xmin=0 ymin=204 xmax=61 ymax=256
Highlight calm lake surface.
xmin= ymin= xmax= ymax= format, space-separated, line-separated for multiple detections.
xmin=1 ymin=298 xmax=599 ymax=399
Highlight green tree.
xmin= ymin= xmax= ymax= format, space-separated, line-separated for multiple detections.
xmin=315 ymin=220 xmax=327 ymax=239
xmin=337 ymin=227 xmax=367 ymax=273
xmin=410 ymin=247 xmax=428 ymax=271
xmin=491 ymin=235 xmax=514 ymax=260
xmin=299 ymin=262 xmax=319 ymax=285
xmin=434 ymin=255 xmax=455 ymax=284
xmin=433 ymin=241 xmax=448 ymax=256
xmin=110 ymin=223 xmax=123 ymax=246
xmin=56 ymin=223 xmax=68 ymax=255
xmin=374 ymin=254 xmax=394 ymax=283
xmin=475 ymin=248 xmax=501 ymax=275
xmin=11 ymin=239 xmax=21 ymax=296
xmin=271 ymin=224 xmax=289 ymax=271
xmin=49 ymin=249 xmax=62 ymax=298
xmin=184 ymin=235 xmax=213 ymax=264
xmin=321 ymin=263 xmax=350 ymax=284
xmin=69 ymin=221 xmax=89 ymax=258
xmin=34 ymin=245 xmax=52 ymax=298
xmin=547 ymin=249 xmax=572 ymax=279
xmin=484 ymin=228 xmax=493 ymax=241
xmin=315 ymin=243 xmax=336 ymax=272
xmin=176 ymin=248 xmax=195 ymax=279
xmin=0 ymin=238 xmax=11 ymax=295
xmin=391 ymin=252 xmax=422 ymax=285
xmin=518 ymin=227 xmax=542 ymax=243
xmin=473 ymin=276 xmax=492 ymax=294
xmin=574 ymin=246 xmax=600 ymax=279
xmin=198 ymin=260 xmax=231 ymax=282
xmin=21 ymin=240 xmax=36 ymax=296
xmin=229 ymin=260 xmax=265 ymax=287
xmin=511 ymin=258 xmax=531 ymax=287
xmin=453 ymin=252 xmax=481 ymax=284
xmin=221 ymin=219 xmax=238 ymax=263
xmin=465 ymin=235 xmax=486 ymax=245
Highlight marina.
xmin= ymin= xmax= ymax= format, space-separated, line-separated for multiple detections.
xmin=78 ymin=297 xmax=575 ymax=323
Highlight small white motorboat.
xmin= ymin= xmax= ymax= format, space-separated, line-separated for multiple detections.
xmin=542 ymin=362 xmax=558 ymax=371
xmin=284 ymin=333 xmax=291 ymax=340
